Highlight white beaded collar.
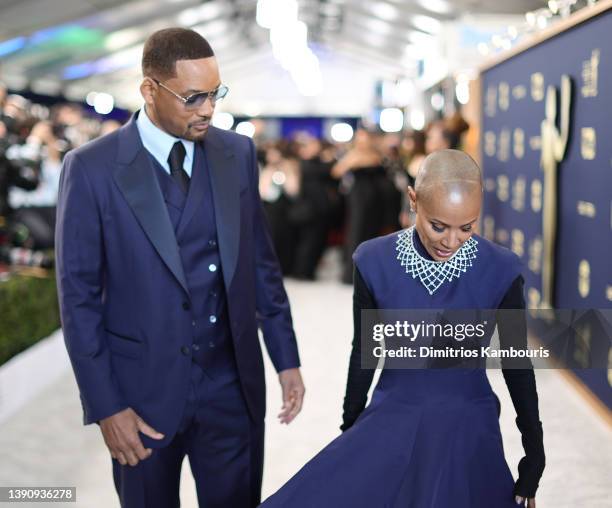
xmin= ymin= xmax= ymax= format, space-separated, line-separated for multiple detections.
xmin=395 ymin=226 xmax=478 ymax=295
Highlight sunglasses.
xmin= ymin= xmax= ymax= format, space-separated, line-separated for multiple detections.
xmin=152 ymin=78 xmax=229 ymax=110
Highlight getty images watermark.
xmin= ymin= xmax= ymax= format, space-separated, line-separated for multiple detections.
xmin=360 ymin=309 xmax=611 ymax=370
xmin=371 ymin=319 xmax=550 ymax=360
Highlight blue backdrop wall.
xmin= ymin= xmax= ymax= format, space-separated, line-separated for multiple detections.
xmin=480 ymin=6 xmax=612 ymax=409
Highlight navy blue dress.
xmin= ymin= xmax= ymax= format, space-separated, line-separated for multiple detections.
xmin=261 ymin=229 xmax=542 ymax=508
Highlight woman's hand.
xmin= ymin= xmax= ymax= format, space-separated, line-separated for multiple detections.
xmin=515 ymin=496 xmax=536 ymax=507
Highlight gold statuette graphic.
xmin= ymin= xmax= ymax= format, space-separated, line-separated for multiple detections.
xmin=513 ymin=128 xmax=525 ymax=159
xmin=511 ymin=229 xmax=525 ymax=257
xmin=484 ymin=131 xmax=496 ymax=157
xmin=540 ymin=75 xmax=572 ymax=308
xmin=531 ymin=179 xmax=543 ymax=212
xmin=531 ymin=73 xmax=545 ymax=101
xmin=581 ymin=49 xmax=599 ymax=98
xmin=577 ymin=201 xmax=596 ymax=218
xmin=496 ymin=228 xmax=509 ymax=244
xmin=513 ymin=85 xmax=527 ymax=100
xmin=512 ymin=176 xmax=526 ymax=211
xmin=499 ymin=82 xmax=510 ymax=111
xmin=528 ymin=287 xmax=541 ymax=309
xmin=497 ymin=128 xmax=511 ymax=162
xmin=578 ymin=260 xmax=591 ymax=298
xmin=486 ymin=85 xmax=497 ymax=117
xmin=529 ymin=136 xmax=542 ymax=151
xmin=497 ymin=174 xmax=510 ymax=201
xmin=580 ymin=127 xmax=596 ymax=160
xmin=528 ymin=236 xmax=543 ymax=274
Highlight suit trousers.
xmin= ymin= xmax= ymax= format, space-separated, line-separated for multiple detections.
xmin=112 ymin=362 xmax=264 ymax=508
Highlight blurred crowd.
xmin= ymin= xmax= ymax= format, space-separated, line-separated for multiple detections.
xmin=258 ymin=112 xmax=469 ymax=283
xmin=0 ymin=80 xmax=470 ymax=281
xmin=0 ymin=81 xmax=120 ymax=268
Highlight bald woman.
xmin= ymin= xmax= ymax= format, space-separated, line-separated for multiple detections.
xmin=408 ymin=149 xmax=483 ymax=261
xmin=261 ymin=150 xmax=545 ymax=508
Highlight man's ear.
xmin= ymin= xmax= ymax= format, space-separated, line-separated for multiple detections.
xmin=407 ymin=186 xmax=417 ymax=212
xmin=140 ymin=78 xmax=156 ymax=105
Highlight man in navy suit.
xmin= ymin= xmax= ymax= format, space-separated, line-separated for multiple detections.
xmin=55 ymin=28 xmax=304 ymax=508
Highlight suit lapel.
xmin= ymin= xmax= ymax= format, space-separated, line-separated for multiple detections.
xmin=113 ymin=114 xmax=190 ymax=296
xmin=205 ymin=128 xmax=240 ymax=291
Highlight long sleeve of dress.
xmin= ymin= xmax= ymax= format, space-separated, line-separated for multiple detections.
xmin=341 ymin=271 xmax=545 ymax=497
xmin=497 ymin=276 xmax=546 ymax=498
xmin=340 ymin=267 xmax=376 ymax=431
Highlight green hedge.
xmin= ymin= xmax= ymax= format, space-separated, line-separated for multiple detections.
xmin=0 ymin=272 xmax=60 ymax=366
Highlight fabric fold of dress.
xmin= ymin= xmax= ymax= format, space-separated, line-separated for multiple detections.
xmin=261 ymin=228 xmax=532 ymax=508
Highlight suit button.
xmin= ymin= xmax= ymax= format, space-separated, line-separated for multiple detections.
xmin=209 ymin=239 xmax=217 ymax=247
xmin=208 ymin=263 xmax=217 ymax=272
xmin=209 ymin=341 xmax=215 ymax=348
xmin=192 ymin=344 xmax=200 ymax=352
xmin=209 ymin=315 xmax=217 ymax=324
xmin=182 ymin=301 xmax=190 ymax=310
xmin=181 ymin=345 xmax=191 ymax=355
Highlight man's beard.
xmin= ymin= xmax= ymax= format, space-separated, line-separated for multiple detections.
xmin=184 ymin=119 xmax=211 ymax=141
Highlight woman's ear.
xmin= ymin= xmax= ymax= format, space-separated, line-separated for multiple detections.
xmin=407 ymin=186 xmax=417 ymax=213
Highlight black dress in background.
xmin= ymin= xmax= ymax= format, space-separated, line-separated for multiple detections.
xmin=290 ymin=156 xmax=337 ymax=279
xmin=262 ymin=191 xmax=297 ymax=276
xmin=342 ymin=165 xmax=388 ymax=283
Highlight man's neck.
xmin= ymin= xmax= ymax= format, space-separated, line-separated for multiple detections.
xmin=143 ymin=106 xmax=169 ymax=136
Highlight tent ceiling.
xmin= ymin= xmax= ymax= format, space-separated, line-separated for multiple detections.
xmin=0 ymin=0 xmax=546 ymax=107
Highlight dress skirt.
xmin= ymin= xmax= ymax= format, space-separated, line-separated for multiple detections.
xmin=260 ymin=369 xmax=517 ymax=508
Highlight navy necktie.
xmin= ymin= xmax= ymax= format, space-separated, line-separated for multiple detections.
xmin=167 ymin=141 xmax=190 ymax=194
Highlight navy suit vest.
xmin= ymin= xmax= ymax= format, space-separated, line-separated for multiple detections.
xmin=149 ymin=142 xmax=237 ymax=379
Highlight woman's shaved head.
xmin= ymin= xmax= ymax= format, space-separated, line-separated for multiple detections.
xmin=407 ymin=149 xmax=483 ymax=262
xmin=414 ymin=149 xmax=482 ymax=204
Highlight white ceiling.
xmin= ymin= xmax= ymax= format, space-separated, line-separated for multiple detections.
xmin=0 ymin=0 xmax=547 ymax=113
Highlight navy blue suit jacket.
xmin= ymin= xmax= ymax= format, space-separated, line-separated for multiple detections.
xmin=55 ymin=114 xmax=300 ymax=446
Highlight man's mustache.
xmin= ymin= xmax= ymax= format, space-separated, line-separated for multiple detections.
xmin=188 ymin=117 xmax=211 ymax=127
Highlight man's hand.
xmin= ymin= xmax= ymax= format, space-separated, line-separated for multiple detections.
xmin=278 ymin=368 xmax=305 ymax=425
xmin=100 ymin=408 xmax=164 ymax=466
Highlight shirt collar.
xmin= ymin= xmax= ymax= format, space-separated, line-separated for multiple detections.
xmin=136 ymin=107 xmax=194 ymax=174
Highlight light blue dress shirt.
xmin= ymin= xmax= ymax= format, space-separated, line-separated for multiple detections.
xmin=136 ymin=107 xmax=194 ymax=177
